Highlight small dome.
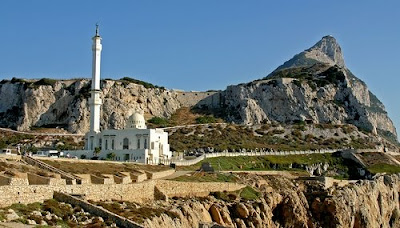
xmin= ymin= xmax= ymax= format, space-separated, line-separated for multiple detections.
xmin=126 ymin=113 xmax=146 ymax=129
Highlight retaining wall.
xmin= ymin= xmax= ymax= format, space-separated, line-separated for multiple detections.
xmin=145 ymin=169 xmax=175 ymax=180
xmin=0 ymin=181 xmax=155 ymax=207
xmin=0 ymin=179 xmax=245 ymax=208
xmin=174 ymin=91 xmax=221 ymax=108
xmin=155 ymin=180 xmax=245 ymax=198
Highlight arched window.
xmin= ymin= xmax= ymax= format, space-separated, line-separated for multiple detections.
xmin=137 ymin=138 xmax=140 ymax=149
xmin=123 ymin=138 xmax=129 ymax=150
xmin=111 ymin=139 xmax=115 ymax=150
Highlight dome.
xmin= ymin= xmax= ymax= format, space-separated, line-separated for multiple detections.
xmin=126 ymin=113 xmax=146 ymax=129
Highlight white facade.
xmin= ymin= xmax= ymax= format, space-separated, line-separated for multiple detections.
xmin=89 ymin=24 xmax=102 ymax=133
xmin=67 ymin=25 xmax=171 ymax=164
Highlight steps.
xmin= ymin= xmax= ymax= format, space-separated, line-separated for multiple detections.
xmin=22 ymin=155 xmax=82 ymax=184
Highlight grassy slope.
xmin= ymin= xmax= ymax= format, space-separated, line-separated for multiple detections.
xmin=168 ymin=123 xmax=378 ymax=152
xmin=178 ymin=153 xmax=347 ymax=172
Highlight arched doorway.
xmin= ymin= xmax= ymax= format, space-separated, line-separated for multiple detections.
xmin=123 ymin=138 xmax=129 ymax=149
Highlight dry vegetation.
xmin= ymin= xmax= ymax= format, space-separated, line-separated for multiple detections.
xmin=41 ymin=160 xmax=170 ymax=175
xmin=0 ymin=129 xmax=84 ymax=152
xmin=168 ymin=123 xmax=378 ymax=152
xmin=0 ymin=159 xmax=55 ymax=178
xmin=93 ymin=200 xmax=179 ymax=224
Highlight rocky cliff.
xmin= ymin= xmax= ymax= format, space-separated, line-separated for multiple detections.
xmin=222 ymin=36 xmax=397 ymax=140
xmin=0 ymin=36 xmax=396 ymax=141
xmin=0 ymin=79 xmax=186 ymax=134
xmin=143 ymin=174 xmax=400 ymax=228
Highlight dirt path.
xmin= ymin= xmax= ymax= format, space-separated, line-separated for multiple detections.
xmin=161 ymin=171 xmax=193 ymax=179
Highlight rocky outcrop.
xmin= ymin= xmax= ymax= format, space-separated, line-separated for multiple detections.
xmin=221 ymin=36 xmax=397 ymax=139
xmin=0 ymin=36 xmax=396 ymax=141
xmin=0 ymin=80 xmax=191 ymax=133
xmin=143 ymin=174 xmax=400 ymax=228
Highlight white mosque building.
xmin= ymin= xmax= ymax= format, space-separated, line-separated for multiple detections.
xmin=68 ymin=25 xmax=171 ymax=164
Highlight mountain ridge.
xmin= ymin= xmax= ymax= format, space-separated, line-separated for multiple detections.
xmin=0 ymin=36 xmax=397 ymax=143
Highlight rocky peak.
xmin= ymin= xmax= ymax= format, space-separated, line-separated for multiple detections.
xmin=306 ymin=35 xmax=345 ymax=67
xmin=273 ymin=35 xmax=345 ymax=72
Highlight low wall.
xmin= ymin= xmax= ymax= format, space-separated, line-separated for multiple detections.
xmin=155 ymin=180 xmax=245 ymax=198
xmin=0 ymin=181 xmax=155 ymax=207
xmin=320 ymin=177 xmax=357 ymax=189
xmin=0 ymin=174 xmax=13 ymax=186
xmin=146 ymin=169 xmax=175 ymax=180
xmin=0 ymin=179 xmax=245 ymax=208
xmin=74 ymin=174 xmax=91 ymax=185
xmin=54 ymin=192 xmax=143 ymax=228
xmin=122 ymin=171 xmax=147 ymax=183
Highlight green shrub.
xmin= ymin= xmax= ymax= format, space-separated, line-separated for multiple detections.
xmin=240 ymin=186 xmax=261 ymax=200
xmin=106 ymin=152 xmax=116 ymax=160
xmin=148 ymin=117 xmax=169 ymax=127
xmin=33 ymin=78 xmax=57 ymax=87
xmin=120 ymin=77 xmax=161 ymax=89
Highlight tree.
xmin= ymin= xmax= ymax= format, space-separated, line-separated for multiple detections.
xmin=106 ymin=152 xmax=116 ymax=160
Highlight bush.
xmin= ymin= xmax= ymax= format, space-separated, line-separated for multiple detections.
xmin=33 ymin=78 xmax=57 ymax=87
xmin=106 ymin=152 xmax=116 ymax=160
xmin=148 ymin=117 xmax=169 ymax=127
xmin=120 ymin=77 xmax=160 ymax=89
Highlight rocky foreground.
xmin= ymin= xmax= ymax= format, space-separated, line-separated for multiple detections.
xmin=142 ymin=174 xmax=400 ymax=228
xmin=0 ymin=173 xmax=399 ymax=227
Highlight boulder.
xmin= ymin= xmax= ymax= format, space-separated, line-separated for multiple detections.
xmin=236 ymin=203 xmax=249 ymax=218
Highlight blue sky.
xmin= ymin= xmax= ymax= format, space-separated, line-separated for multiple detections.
xmin=1 ymin=1 xmax=399 ymax=135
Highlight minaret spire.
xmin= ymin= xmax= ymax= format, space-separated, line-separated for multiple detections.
xmin=95 ymin=23 xmax=99 ymax=36
xmin=89 ymin=24 xmax=103 ymax=133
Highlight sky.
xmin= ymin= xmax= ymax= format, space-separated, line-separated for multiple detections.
xmin=0 ymin=1 xmax=399 ymax=135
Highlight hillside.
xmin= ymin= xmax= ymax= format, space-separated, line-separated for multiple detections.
xmin=220 ymin=36 xmax=397 ymax=142
xmin=0 ymin=36 xmax=397 ymax=144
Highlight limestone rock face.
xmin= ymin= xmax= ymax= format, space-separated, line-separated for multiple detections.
xmin=143 ymin=174 xmax=400 ymax=228
xmin=0 ymin=36 xmax=396 ymax=141
xmin=222 ymin=36 xmax=397 ymax=138
xmin=0 ymin=80 xmax=188 ymax=134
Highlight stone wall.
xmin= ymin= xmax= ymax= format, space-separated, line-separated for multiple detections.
xmin=155 ymin=180 xmax=245 ymax=198
xmin=0 ymin=179 xmax=245 ymax=208
xmin=320 ymin=177 xmax=357 ymax=189
xmin=145 ymin=169 xmax=175 ymax=180
xmin=174 ymin=91 xmax=221 ymax=108
xmin=27 ymin=173 xmax=67 ymax=185
xmin=0 ymin=181 xmax=155 ymax=207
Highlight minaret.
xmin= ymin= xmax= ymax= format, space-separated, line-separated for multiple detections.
xmin=89 ymin=24 xmax=102 ymax=133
